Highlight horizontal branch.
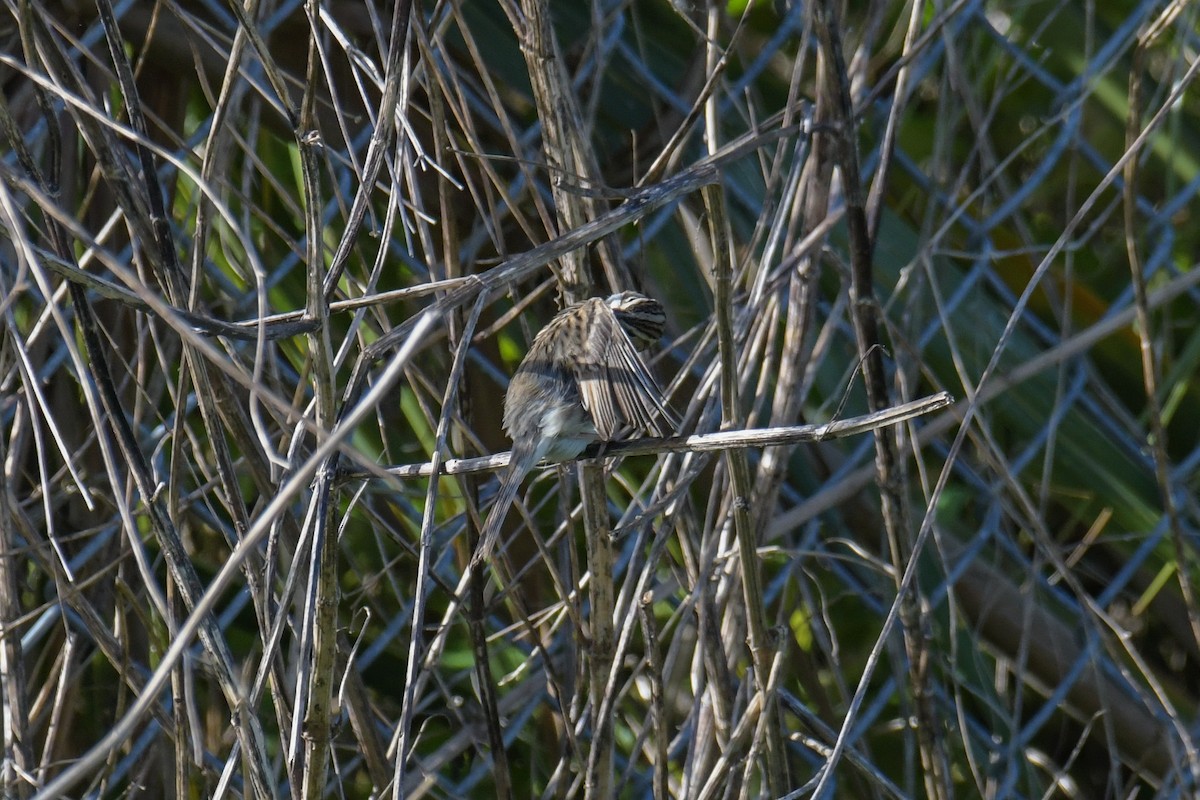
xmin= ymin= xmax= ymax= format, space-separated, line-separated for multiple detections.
xmin=352 ymin=391 xmax=953 ymax=481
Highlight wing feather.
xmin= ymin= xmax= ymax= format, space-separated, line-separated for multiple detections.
xmin=572 ymin=300 xmax=676 ymax=439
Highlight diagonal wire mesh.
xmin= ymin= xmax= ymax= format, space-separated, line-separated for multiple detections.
xmin=1 ymin=0 xmax=1198 ymax=797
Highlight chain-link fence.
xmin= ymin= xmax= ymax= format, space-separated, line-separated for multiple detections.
xmin=1 ymin=0 xmax=1197 ymax=797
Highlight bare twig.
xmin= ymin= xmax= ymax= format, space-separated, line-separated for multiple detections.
xmin=812 ymin=1 xmax=949 ymax=795
xmin=367 ymin=393 xmax=952 ymax=480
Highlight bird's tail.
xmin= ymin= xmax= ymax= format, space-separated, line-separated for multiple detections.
xmin=469 ymin=457 xmax=532 ymax=571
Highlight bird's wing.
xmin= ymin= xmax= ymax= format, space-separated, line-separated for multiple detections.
xmin=576 ymin=301 xmax=676 ymax=439
xmin=572 ymin=302 xmax=622 ymax=439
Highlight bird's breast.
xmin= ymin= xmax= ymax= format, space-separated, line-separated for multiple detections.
xmin=538 ymin=403 xmax=597 ymax=462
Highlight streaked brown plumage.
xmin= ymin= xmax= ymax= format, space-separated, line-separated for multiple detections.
xmin=470 ymin=291 xmax=675 ymax=570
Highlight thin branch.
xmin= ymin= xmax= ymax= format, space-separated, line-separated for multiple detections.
xmin=367 ymin=393 xmax=952 ymax=480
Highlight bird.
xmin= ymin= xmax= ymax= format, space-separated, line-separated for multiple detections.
xmin=470 ymin=291 xmax=675 ymax=571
